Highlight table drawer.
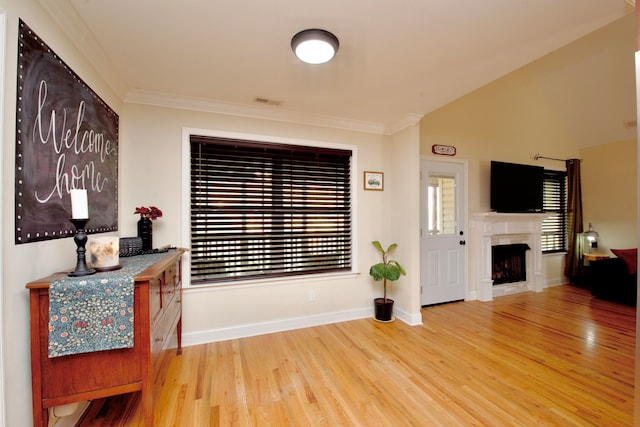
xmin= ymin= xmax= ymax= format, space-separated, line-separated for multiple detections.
xmin=150 ymin=294 xmax=181 ymax=369
xmin=149 ymin=277 xmax=162 ymax=325
xmin=162 ymin=262 xmax=177 ymax=308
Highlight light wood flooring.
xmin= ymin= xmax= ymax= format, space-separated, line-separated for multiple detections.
xmin=78 ymin=285 xmax=636 ymax=426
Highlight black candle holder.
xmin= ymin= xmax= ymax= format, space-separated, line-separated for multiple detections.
xmin=68 ymin=218 xmax=96 ymax=277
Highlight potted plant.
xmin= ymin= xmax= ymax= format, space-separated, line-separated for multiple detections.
xmin=134 ymin=206 xmax=163 ymax=251
xmin=369 ymin=241 xmax=406 ymax=322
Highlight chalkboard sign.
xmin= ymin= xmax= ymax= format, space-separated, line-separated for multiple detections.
xmin=15 ymin=20 xmax=118 ymax=244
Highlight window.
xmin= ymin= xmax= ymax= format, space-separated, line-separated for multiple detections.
xmin=427 ymin=175 xmax=456 ymax=236
xmin=190 ymin=136 xmax=352 ymax=284
xmin=541 ymin=170 xmax=567 ymax=253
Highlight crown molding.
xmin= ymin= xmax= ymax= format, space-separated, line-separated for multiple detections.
xmin=385 ymin=113 xmax=425 ymax=134
xmin=37 ymin=0 xmax=128 ymax=99
xmin=40 ymin=0 xmax=424 ymax=136
xmin=125 ymin=90 xmax=423 ymax=136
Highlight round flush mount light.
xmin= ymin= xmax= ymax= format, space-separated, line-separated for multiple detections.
xmin=291 ymin=29 xmax=339 ymax=64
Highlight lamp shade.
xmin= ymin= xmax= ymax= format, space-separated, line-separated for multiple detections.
xmin=584 ymin=222 xmax=599 ymax=241
xmin=291 ymin=29 xmax=339 ymax=64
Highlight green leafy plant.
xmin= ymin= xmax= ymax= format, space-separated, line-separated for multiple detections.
xmin=369 ymin=241 xmax=406 ymax=302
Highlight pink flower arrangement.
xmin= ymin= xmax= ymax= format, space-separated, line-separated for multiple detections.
xmin=134 ymin=206 xmax=163 ymax=220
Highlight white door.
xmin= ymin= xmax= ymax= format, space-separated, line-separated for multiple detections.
xmin=420 ymin=159 xmax=466 ymax=306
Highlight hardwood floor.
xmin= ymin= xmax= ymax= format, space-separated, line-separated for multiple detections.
xmin=78 ymin=285 xmax=635 ymax=426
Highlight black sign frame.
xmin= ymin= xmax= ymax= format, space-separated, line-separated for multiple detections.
xmin=15 ymin=19 xmax=119 ymax=244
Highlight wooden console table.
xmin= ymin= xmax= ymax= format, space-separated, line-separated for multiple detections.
xmin=26 ymin=249 xmax=186 ymax=427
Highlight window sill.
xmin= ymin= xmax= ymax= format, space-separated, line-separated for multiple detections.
xmin=542 ymin=251 xmax=567 ymax=257
xmin=183 ymin=270 xmax=361 ymax=291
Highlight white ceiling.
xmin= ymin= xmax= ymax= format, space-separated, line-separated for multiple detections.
xmin=38 ymin=0 xmax=636 ymax=142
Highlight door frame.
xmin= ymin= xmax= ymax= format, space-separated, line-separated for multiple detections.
xmin=420 ymin=156 xmax=470 ymax=302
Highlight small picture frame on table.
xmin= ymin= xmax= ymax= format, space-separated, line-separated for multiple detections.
xmin=364 ymin=171 xmax=384 ymax=191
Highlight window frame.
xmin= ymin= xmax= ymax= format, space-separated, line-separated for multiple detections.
xmin=182 ymin=129 xmax=358 ymax=288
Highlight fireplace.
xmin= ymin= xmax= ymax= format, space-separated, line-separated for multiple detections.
xmin=470 ymin=213 xmax=547 ymax=301
xmin=492 ymin=243 xmax=530 ymax=285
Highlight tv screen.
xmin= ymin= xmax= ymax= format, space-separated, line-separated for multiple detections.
xmin=490 ymin=161 xmax=544 ymax=213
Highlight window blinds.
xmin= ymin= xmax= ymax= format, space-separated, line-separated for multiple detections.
xmin=541 ymin=170 xmax=567 ymax=253
xmin=190 ymin=136 xmax=352 ymax=283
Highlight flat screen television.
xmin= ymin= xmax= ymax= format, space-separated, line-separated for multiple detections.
xmin=490 ymin=161 xmax=544 ymax=213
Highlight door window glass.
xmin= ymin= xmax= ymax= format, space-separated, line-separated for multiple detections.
xmin=427 ymin=175 xmax=456 ymax=236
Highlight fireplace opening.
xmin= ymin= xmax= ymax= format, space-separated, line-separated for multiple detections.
xmin=492 ymin=243 xmax=530 ymax=285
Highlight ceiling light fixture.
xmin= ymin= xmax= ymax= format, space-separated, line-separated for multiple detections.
xmin=291 ymin=29 xmax=339 ymax=64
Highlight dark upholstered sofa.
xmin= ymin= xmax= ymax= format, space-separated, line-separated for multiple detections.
xmin=588 ymin=250 xmax=637 ymax=306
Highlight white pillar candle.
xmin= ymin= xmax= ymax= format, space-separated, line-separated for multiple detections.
xmin=70 ymin=189 xmax=89 ymax=219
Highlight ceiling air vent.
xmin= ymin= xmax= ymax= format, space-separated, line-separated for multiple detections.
xmin=254 ymin=97 xmax=282 ymax=106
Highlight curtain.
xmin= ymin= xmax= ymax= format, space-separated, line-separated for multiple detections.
xmin=564 ymin=159 xmax=584 ymax=282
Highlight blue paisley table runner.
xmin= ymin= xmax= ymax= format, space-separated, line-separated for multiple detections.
xmin=48 ymin=252 xmax=169 ymax=358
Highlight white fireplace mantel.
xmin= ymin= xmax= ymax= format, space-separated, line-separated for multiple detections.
xmin=469 ymin=213 xmax=548 ymax=301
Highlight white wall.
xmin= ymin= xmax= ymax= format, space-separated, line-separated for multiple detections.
xmin=580 ymin=138 xmax=637 ymax=253
xmin=384 ymin=124 xmax=422 ymax=324
xmin=120 ymin=102 xmax=423 ymax=344
xmin=0 ymin=0 xmax=123 ymax=425
xmin=0 ymin=2 xmax=424 ymax=423
xmin=420 ymin=51 xmax=584 ymax=289
xmin=0 ymin=8 xmax=6 ymax=426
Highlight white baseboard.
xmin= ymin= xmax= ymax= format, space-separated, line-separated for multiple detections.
xmin=544 ymin=277 xmax=567 ymax=288
xmin=183 ymin=307 xmax=372 ymax=347
xmin=394 ymin=306 xmax=423 ymax=326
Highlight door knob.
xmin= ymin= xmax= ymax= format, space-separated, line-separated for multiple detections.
xmin=459 ymin=240 xmax=466 ymax=245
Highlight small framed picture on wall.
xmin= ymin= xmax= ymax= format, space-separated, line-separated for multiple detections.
xmin=364 ymin=171 xmax=384 ymax=191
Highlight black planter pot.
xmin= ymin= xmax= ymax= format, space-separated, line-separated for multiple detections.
xmin=137 ymin=217 xmax=153 ymax=251
xmin=374 ymin=297 xmax=394 ymax=322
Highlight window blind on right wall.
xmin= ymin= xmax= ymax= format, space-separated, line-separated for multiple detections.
xmin=541 ymin=170 xmax=567 ymax=253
